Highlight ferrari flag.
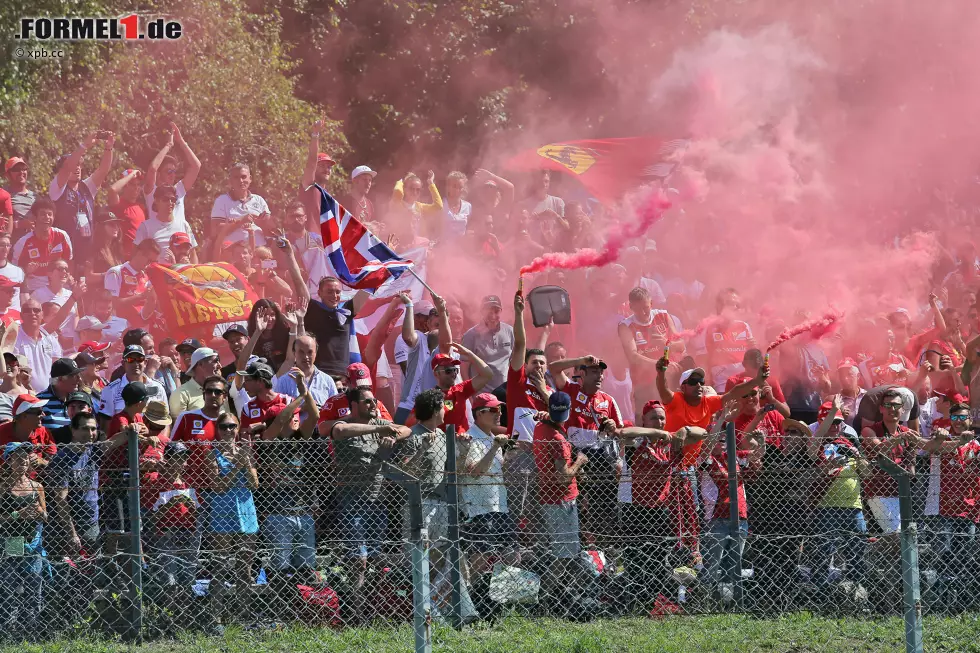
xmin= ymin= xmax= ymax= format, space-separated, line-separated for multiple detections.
xmin=146 ymin=262 xmax=259 ymax=340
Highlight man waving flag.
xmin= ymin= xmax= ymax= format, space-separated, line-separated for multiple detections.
xmin=315 ymin=183 xmax=413 ymax=291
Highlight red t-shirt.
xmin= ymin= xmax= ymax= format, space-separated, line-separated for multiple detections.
xmin=725 ymin=375 xmax=786 ymax=404
xmin=630 ymin=438 xmax=678 ymax=509
xmin=706 ymin=319 xmax=755 ymax=367
xmin=938 ymin=438 xmax=980 ymax=522
xmin=706 ymin=445 xmax=756 ymax=520
xmin=110 ymin=199 xmax=146 ymax=256
xmin=862 ymin=422 xmax=914 ymax=498
xmin=239 ymin=392 xmax=291 ymax=433
xmin=170 ymin=409 xmax=219 ymax=489
xmin=13 ymin=228 xmax=73 ymax=275
xmin=734 ymin=409 xmax=786 ymax=451
xmin=103 ymin=412 xmax=166 ymax=477
xmin=563 ymin=381 xmax=624 ymax=448
xmin=621 ymin=312 xmax=672 ymax=384
xmin=141 ymin=474 xmax=198 ymax=533
xmin=104 ymin=262 xmax=149 ymax=325
xmin=0 ymin=188 xmax=11 ymax=219
xmin=533 ymin=421 xmax=578 ymax=504
xmin=442 ymin=379 xmax=477 ymax=434
xmin=0 ymin=422 xmax=57 ymax=460
xmin=506 ymin=365 xmax=552 ymax=443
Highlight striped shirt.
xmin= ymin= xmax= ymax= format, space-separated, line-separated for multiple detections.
xmin=38 ymin=386 xmax=72 ymax=431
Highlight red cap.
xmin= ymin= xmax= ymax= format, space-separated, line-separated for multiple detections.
xmin=472 ymin=393 xmax=502 ymax=410
xmin=431 ymin=353 xmax=461 ymax=370
xmin=169 ymin=232 xmax=191 ymax=247
xmin=0 ymin=276 xmax=18 ymax=289
xmin=4 ymin=157 xmax=26 ymax=174
xmin=346 ymin=362 xmax=372 ymax=388
xmin=79 ymin=341 xmax=111 ymax=354
xmin=837 ymin=357 xmax=859 ymax=371
xmin=642 ymin=400 xmax=665 ymax=415
xmin=317 ymin=153 xmax=336 ymax=164
xmin=818 ymin=401 xmax=844 ymax=422
xmin=13 ymin=394 xmax=48 ymax=417
xmin=936 ymin=391 xmax=970 ymax=405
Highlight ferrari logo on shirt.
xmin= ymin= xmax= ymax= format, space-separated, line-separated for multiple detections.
xmin=123 ymin=275 xmax=137 ymax=285
xmin=444 ymin=400 xmax=455 ymax=412
xmin=597 ymin=400 xmax=609 ymax=410
xmin=249 ymin=408 xmax=261 ymax=418
xmin=635 ymin=331 xmax=647 ymax=345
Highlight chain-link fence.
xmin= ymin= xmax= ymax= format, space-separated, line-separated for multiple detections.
xmin=3 ymin=420 xmax=978 ymax=650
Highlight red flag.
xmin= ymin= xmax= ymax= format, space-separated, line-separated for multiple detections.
xmin=145 ymin=262 xmax=259 ymax=341
xmin=505 ymin=137 xmax=686 ymax=203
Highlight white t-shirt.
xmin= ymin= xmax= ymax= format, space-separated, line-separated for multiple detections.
xmin=0 ymin=262 xmax=25 ymax=311
xmin=442 ymin=200 xmax=472 ymax=239
xmin=145 ymin=180 xmax=187 ymax=223
xmin=301 ymin=247 xmax=331 ymax=296
xmin=134 ymin=215 xmax=199 ymax=262
xmin=14 ymin=327 xmax=63 ymax=393
xmin=396 ymin=331 xmax=432 ymax=410
xmin=461 ymin=424 xmax=507 ymax=518
xmin=210 ymin=193 xmax=270 ymax=246
xmin=31 ymin=285 xmax=77 ymax=338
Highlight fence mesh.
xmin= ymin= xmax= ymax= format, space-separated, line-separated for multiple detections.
xmin=1 ymin=422 xmax=976 ymax=646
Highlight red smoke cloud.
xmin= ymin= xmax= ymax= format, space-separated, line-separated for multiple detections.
xmin=766 ymin=310 xmax=845 ymax=352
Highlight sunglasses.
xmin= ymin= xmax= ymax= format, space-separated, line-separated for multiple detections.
xmin=476 ymin=407 xmax=501 ymax=414
xmin=204 ymin=388 xmax=226 ymax=396
xmin=24 ymin=307 xmax=42 ymax=314
xmin=359 ymin=398 xmax=378 ymax=406
xmin=217 ymin=422 xmax=238 ymax=431
xmin=882 ymin=402 xmax=904 ymax=410
xmin=439 ymin=367 xmax=460 ymax=375
xmin=951 ymin=415 xmax=971 ymax=422
xmin=684 ymin=379 xmax=705 ymax=386
xmin=124 ymin=355 xmax=146 ymax=364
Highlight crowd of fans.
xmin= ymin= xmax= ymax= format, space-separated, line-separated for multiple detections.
xmin=0 ymin=122 xmax=977 ymax=637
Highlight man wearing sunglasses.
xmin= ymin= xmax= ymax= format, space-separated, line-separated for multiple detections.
xmin=170 ymin=347 xmax=224 ymax=417
xmin=12 ymin=297 xmax=63 ymax=393
xmin=431 ymin=345 xmax=494 ymax=434
xmin=134 ymin=184 xmax=199 ymax=264
xmin=860 ymin=389 xmax=920 ymax=534
xmin=143 ymin=122 xmax=201 ymax=228
xmin=171 ymin=376 xmax=230 ymax=489
xmin=97 ymin=345 xmax=167 ymax=430
xmin=0 ymin=394 xmax=58 ymax=469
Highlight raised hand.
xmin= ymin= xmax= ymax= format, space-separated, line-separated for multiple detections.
xmin=426 ymin=170 xmax=435 ymax=186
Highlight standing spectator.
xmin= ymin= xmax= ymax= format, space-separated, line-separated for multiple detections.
xmin=330 ymin=386 xmax=411 ymax=620
xmin=134 ymin=185 xmax=198 ymax=263
xmin=3 ymin=157 xmax=35 ymax=240
xmin=618 ymin=286 xmax=675 ymax=414
xmin=84 ymin=209 xmax=124 ymax=287
xmin=316 ymin=362 xmax=394 ymax=435
xmin=37 ymin=357 xmax=81 ymax=432
xmin=0 ymin=277 xmax=19 ymax=329
xmin=0 ymin=234 xmax=24 ymax=315
xmin=461 ymin=295 xmax=514 ymax=393
xmin=202 ymin=411 xmax=259 ymax=619
xmin=104 ymin=236 xmax=160 ymax=328
xmin=245 ymin=300 xmax=291 ymax=372
xmin=166 ymin=232 xmax=194 ymax=266
xmin=300 ymin=119 xmax=335 ymax=229
xmin=13 ymin=198 xmax=73 ymax=292
xmin=278 ymin=201 xmax=322 ymax=259
xmin=143 ymin=123 xmax=202 ymax=227
xmin=273 ymin=335 xmax=338 ymax=408
xmin=210 ymin=163 xmax=270 ymax=246
xmin=32 ymin=259 xmax=82 ymax=346
xmin=432 ymin=345 xmax=494 ymax=434
xmin=392 ymin=171 xmax=442 ymax=239
xmin=705 ymin=288 xmax=756 ymax=390
xmin=106 ymin=168 xmax=145 ymax=256
xmin=237 ymin=361 xmax=290 ymax=436
xmin=861 ymin=388 xmax=919 ymax=533
xmin=13 ymin=298 xmax=63 ymax=393
xmin=725 ymin=348 xmax=791 ymax=417
xmin=48 ymin=132 xmax=114 ymax=267
xmin=170 ymin=375 xmax=227 ymax=489
xmin=0 ymin=395 xmax=58 ymax=468
xmin=98 ymin=345 xmax=167 ymax=426
xmin=76 ymin=351 xmax=108 ymax=401
xmin=174 ymin=338 xmax=203 ymax=384
xmin=220 ymin=325 xmax=250 ymax=381
xmin=438 ymin=171 xmax=471 ymax=241
xmin=521 ymin=170 xmax=565 ymax=244
xmin=0 ymin=442 xmax=48 ymax=639
xmin=0 ymin=180 xmax=12 ymax=236
xmin=48 ymin=390 xmax=94 ymax=445
xmin=48 ymin=411 xmax=103 ymax=556
xmin=169 ymin=347 xmax=222 ymax=417
xmin=304 ymin=277 xmax=369 ymax=376
xmin=345 ymin=166 xmax=377 ymax=224
xmin=396 ymin=293 xmax=451 ymax=424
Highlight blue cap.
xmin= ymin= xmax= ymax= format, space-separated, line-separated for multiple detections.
xmin=3 ymin=442 xmax=33 ymax=460
xmin=548 ymin=391 xmax=571 ymax=424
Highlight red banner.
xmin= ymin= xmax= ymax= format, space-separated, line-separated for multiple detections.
xmin=505 ymin=137 xmax=687 ymax=203
xmin=146 ymin=262 xmax=259 ymax=341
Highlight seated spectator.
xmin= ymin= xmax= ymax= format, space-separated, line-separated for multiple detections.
xmin=0 ymin=276 xmax=20 ymax=328
xmin=166 ymin=232 xmax=194 ymax=265
xmin=86 ymin=289 xmax=129 ymax=344
xmin=0 ymin=354 xmax=33 ymax=405
xmin=49 ymin=390 xmax=94 ymax=445
xmin=48 ymin=412 xmax=103 ymax=556
xmin=38 ymin=357 xmax=82 ymax=432
xmin=0 ymin=442 xmax=48 ymax=639
xmin=13 ymin=198 xmax=73 ymax=292
xmin=134 ymin=185 xmax=198 ymax=263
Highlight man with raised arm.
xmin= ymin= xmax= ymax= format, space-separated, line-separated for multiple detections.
xmin=143 ymin=123 xmax=202 ymax=228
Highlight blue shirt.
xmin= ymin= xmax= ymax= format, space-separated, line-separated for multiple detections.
xmin=38 ymin=386 xmax=71 ymax=431
xmin=48 ymin=444 xmax=105 ymax=524
xmin=272 ymin=367 xmax=337 ymax=409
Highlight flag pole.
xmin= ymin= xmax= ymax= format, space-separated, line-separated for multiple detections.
xmin=407 ymin=267 xmax=438 ymax=298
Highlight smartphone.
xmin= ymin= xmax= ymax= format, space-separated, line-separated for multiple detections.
xmin=261 ymin=259 xmax=277 ymax=270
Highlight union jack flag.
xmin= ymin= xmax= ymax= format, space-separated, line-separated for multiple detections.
xmin=315 ymin=183 xmax=413 ymax=291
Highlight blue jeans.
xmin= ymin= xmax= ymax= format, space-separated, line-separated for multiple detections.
xmin=0 ymin=555 xmax=43 ymax=636
xmin=147 ymin=529 xmax=202 ymax=587
xmin=815 ymin=507 xmax=867 ymax=585
xmin=704 ymin=519 xmax=748 ymax=583
xmin=937 ymin=517 xmax=977 ymax=600
xmin=264 ymin=514 xmax=316 ymax=571
xmin=338 ymin=490 xmax=389 ymax=559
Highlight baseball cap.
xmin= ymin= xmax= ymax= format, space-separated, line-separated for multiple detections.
xmin=75 ymin=316 xmax=106 ymax=332
xmin=642 ymin=400 xmax=665 ymax=415
xmin=837 ymin=357 xmax=859 ymax=372
xmin=4 ymin=157 xmax=26 ymax=174
xmin=222 ymin=324 xmax=249 ymax=340
xmin=817 ymin=401 xmax=844 ymax=423
xmin=472 ymin=393 xmax=503 ymax=410
xmin=75 ymin=351 xmax=105 ymax=369
xmin=66 ymin=391 xmax=94 ymax=409
xmin=169 ymin=232 xmax=192 ymax=247
xmin=78 ymin=341 xmax=111 ymax=355
xmin=2 ymin=442 xmax=33 ymax=460
xmin=122 ymin=344 xmax=146 ymax=359
xmin=122 ymin=328 xmax=150 ymax=347
xmin=679 ymin=368 xmax=707 ymax=385
xmin=431 ymin=353 xmax=462 ymax=370
xmin=414 ymin=299 xmax=434 ymax=315
xmin=95 ymin=208 xmax=121 ymax=224
xmin=13 ymin=394 xmax=48 ymax=417
xmin=51 ymin=357 xmax=81 ymax=378
xmin=190 ymin=347 xmax=218 ymax=370
xmin=346 ymin=362 xmax=373 ymax=388
xmin=176 ymin=338 xmax=202 ymax=354
xmin=351 ymin=165 xmax=377 ymax=180
xmin=143 ymin=400 xmax=172 ymax=427
xmin=121 ymin=381 xmax=150 ymax=405
xmin=482 ymin=295 xmax=502 ymax=308
xmin=238 ymin=361 xmax=275 ymax=381
xmin=578 ymin=359 xmax=608 ymax=371
xmin=317 ymin=153 xmax=336 ymax=164
xmin=548 ymin=391 xmax=572 ymax=423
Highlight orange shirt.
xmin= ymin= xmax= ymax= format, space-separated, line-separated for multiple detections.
xmin=664 ymin=393 xmax=723 ymax=467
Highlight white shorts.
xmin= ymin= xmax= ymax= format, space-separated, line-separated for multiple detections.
xmin=867 ymin=496 xmax=901 ymax=533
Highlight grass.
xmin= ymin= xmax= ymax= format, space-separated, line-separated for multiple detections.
xmin=8 ymin=613 xmax=980 ymax=653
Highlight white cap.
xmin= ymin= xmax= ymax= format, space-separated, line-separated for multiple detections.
xmin=75 ymin=315 xmax=106 ymax=332
xmin=351 ymin=165 xmax=377 ymax=180
xmin=190 ymin=347 xmax=219 ymax=370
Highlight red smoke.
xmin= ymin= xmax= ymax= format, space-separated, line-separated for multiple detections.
xmin=670 ymin=315 xmax=727 ymax=342
xmin=766 ymin=310 xmax=844 ymax=352
xmin=519 ymin=187 xmax=671 ymax=276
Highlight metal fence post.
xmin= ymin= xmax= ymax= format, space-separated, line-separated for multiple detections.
xmin=444 ymin=425 xmax=462 ymax=630
xmin=383 ymin=463 xmax=432 ymax=653
xmin=879 ymin=455 xmax=923 ymax=653
xmin=725 ymin=421 xmax=743 ymax=606
xmin=125 ymin=426 xmax=143 ymax=643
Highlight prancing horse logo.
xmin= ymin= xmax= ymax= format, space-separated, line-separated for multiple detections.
xmin=536 ymin=144 xmax=598 ymax=175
